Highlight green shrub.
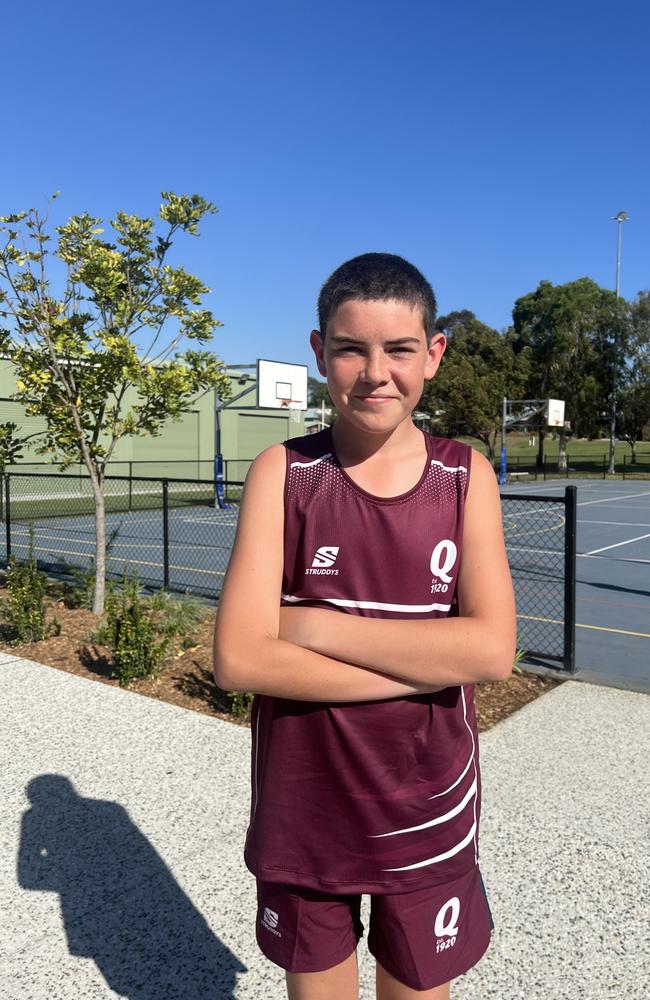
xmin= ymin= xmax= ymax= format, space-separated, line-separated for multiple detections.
xmin=1 ymin=532 xmax=60 ymax=643
xmin=62 ymin=562 xmax=96 ymax=609
xmin=147 ymin=590 xmax=210 ymax=648
xmin=513 ymin=648 xmax=526 ymax=674
xmin=95 ymin=569 xmax=168 ymax=687
xmin=227 ymin=690 xmax=255 ymax=722
xmin=94 ymin=574 xmax=211 ymax=687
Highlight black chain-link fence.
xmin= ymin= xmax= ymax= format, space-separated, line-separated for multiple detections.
xmin=500 ymin=487 xmax=577 ymax=672
xmin=0 ymin=472 xmax=577 ymax=672
xmin=496 ymin=452 xmax=650 ymax=481
xmin=0 ymin=473 xmax=244 ymax=599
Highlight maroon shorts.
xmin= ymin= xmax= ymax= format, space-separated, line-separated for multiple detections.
xmin=255 ymin=865 xmax=494 ymax=991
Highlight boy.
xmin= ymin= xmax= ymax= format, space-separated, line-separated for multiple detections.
xmin=214 ymin=253 xmax=516 ymax=999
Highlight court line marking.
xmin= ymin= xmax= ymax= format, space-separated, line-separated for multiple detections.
xmin=578 ymin=489 xmax=650 ymax=507
xmin=578 ymin=553 xmax=650 ymax=564
xmin=584 ymin=532 xmax=650 ymax=556
xmin=9 ymin=533 xmax=229 ymax=553
xmin=9 ymin=542 xmax=227 ymax=577
xmin=518 ymin=613 xmax=650 ymax=639
xmin=578 ymin=520 xmax=650 ymax=527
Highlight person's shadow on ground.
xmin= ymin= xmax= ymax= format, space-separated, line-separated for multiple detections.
xmin=18 ymin=774 xmax=246 ymax=998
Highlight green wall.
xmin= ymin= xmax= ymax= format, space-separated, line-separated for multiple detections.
xmin=0 ymin=360 xmax=303 ymax=480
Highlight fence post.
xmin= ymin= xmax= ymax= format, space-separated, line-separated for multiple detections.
xmin=563 ymin=486 xmax=577 ymax=673
xmin=623 ymin=454 xmax=626 ymax=480
xmin=162 ymin=479 xmax=170 ymax=590
xmin=5 ymin=475 xmax=11 ymax=563
xmin=129 ymin=462 xmax=133 ymax=512
xmin=602 ymin=454 xmax=606 ymax=479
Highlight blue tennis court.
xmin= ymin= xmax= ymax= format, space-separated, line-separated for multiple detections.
xmin=501 ymin=479 xmax=650 ymax=692
xmin=3 ymin=478 xmax=648 ymax=692
xmin=4 ymin=504 xmax=240 ymax=599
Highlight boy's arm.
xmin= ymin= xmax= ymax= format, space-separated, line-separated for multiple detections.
xmin=278 ymin=451 xmax=516 ymax=686
xmin=213 ymin=445 xmax=440 ymax=702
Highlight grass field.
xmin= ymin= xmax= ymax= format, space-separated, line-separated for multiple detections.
xmin=453 ymin=433 xmax=650 ymax=476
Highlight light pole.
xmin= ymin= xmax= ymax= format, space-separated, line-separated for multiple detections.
xmin=608 ymin=211 xmax=629 ymax=474
xmin=613 ymin=211 xmax=628 ymax=299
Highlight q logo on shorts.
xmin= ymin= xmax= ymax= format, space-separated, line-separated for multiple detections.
xmin=434 ymin=896 xmax=461 ymax=938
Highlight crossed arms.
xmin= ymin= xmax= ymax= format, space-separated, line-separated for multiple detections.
xmin=213 ymin=446 xmax=516 ymax=703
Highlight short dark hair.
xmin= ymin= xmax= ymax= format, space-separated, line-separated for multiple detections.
xmin=317 ymin=252 xmax=437 ymax=341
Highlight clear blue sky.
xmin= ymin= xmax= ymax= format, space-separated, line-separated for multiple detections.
xmin=3 ymin=0 xmax=648 ymax=376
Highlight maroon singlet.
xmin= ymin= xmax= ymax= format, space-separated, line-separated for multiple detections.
xmin=244 ymin=428 xmax=480 ymax=895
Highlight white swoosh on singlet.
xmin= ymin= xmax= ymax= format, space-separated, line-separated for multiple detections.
xmin=290 ymin=453 xmax=333 ymax=468
xmin=370 ymin=777 xmax=477 ymax=838
xmin=430 ymin=459 xmax=468 ymax=474
xmin=381 ymin=821 xmax=477 ymax=871
xmin=281 ymin=594 xmax=452 ymax=613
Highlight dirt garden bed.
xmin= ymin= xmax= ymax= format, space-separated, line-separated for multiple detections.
xmin=0 ymin=590 xmax=562 ymax=730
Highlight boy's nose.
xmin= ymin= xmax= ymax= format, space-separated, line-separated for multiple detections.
xmin=361 ymin=352 xmax=389 ymax=384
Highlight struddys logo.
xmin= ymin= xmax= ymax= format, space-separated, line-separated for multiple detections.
xmin=261 ymin=907 xmax=282 ymax=937
xmin=430 ymin=539 xmax=458 ymax=595
xmin=305 ymin=546 xmax=340 ymax=576
xmin=434 ymin=896 xmax=460 ymax=953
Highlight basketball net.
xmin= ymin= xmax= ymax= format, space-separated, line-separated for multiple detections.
xmin=280 ymin=399 xmax=302 ymax=424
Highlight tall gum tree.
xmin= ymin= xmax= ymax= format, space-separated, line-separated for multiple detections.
xmin=0 ymin=192 xmax=231 ymax=613
xmin=512 ymin=278 xmax=629 ymax=473
xmin=420 ymin=311 xmax=530 ymax=461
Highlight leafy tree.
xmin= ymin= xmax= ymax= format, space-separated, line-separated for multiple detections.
xmin=512 ymin=278 xmax=628 ymax=472
xmin=307 ymin=376 xmax=332 ymax=408
xmin=617 ymin=381 xmax=650 ymax=462
xmin=0 ymin=192 xmax=231 ymax=613
xmin=618 ymin=290 xmax=650 ymax=461
xmin=420 ymin=312 xmax=529 ymax=461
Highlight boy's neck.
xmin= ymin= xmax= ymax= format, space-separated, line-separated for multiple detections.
xmin=330 ymin=416 xmax=424 ymax=467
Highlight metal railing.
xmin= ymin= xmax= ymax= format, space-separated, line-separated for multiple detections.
xmin=500 ymin=487 xmax=577 ymax=672
xmin=0 ymin=472 xmax=244 ymax=599
xmin=495 ymin=452 xmax=650 ymax=481
xmin=0 ymin=472 xmax=577 ymax=671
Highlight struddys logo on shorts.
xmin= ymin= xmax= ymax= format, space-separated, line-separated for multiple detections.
xmin=305 ymin=546 xmax=340 ymax=575
xmin=262 ymin=907 xmax=282 ymax=937
xmin=434 ymin=896 xmax=460 ymax=953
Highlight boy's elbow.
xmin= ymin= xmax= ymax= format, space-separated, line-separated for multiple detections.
xmin=485 ymin=634 xmax=516 ymax=682
xmin=213 ymin=631 xmax=275 ymax=692
xmin=213 ymin=639 xmax=248 ymax=692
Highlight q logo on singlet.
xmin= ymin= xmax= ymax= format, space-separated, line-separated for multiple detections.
xmin=430 ymin=539 xmax=458 ymax=594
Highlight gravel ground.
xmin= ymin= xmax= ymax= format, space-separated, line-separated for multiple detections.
xmin=1 ymin=653 xmax=648 ymax=1000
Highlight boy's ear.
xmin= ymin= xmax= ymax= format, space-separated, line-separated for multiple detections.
xmin=424 ymin=332 xmax=446 ymax=380
xmin=310 ymin=329 xmax=327 ymax=377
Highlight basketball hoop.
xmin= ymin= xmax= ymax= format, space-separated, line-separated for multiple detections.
xmin=280 ymin=399 xmax=302 ymax=423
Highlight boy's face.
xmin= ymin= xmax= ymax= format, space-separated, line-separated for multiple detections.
xmin=310 ymin=298 xmax=445 ymax=435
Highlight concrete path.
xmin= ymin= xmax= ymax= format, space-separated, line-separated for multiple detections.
xmin=1 ymin=655 xmax=648 ymax=999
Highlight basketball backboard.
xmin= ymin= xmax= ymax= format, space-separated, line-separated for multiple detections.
xmin=257 ymin=359 xmax=309 ymax=410
xmin=546 ymin=399 xmax=565 ymax=427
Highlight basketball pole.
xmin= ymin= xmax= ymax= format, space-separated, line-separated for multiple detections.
xmin=500 ymin=398 xmax=507 ymax=485
xmin=608 ymin=211 xmax=629 ymax=476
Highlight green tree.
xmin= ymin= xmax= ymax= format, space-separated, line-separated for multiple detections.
xmin=618 ymin=290 xmax=650 ymax=462
xmin=420 ymin=312 xmax=529 ymax=461
xmin=512 ymin=278 xmax=628 ymax=472
xmin=308 ymin=376 xmax=335 ymax=425
xmin=0 ymin=193 xmax=231 ymax=613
